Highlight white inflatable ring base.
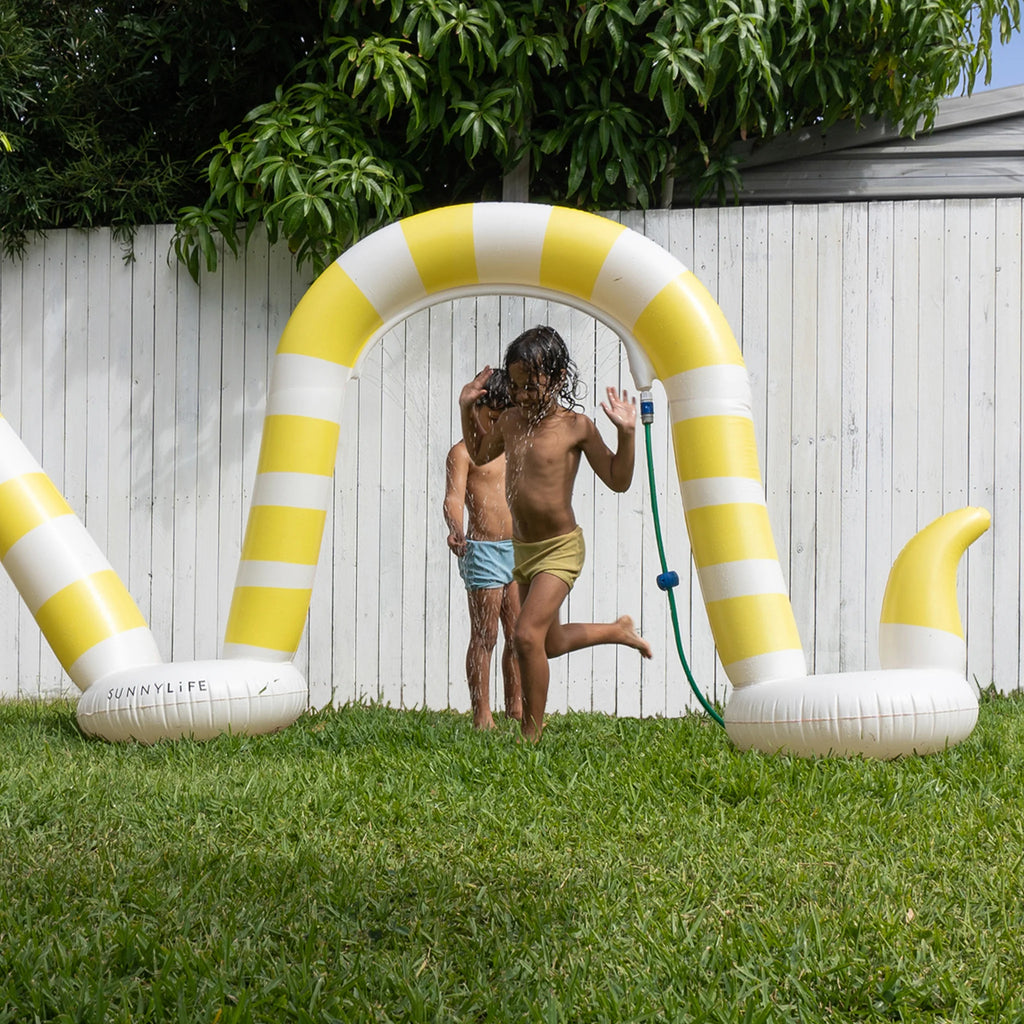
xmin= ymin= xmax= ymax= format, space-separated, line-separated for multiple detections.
xmin=724 ymin=669 xmax=979 ymax=758
xmin=76 ymin=660 xmax=308 ymax=743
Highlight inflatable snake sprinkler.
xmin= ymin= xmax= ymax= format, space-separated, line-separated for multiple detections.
xmin=0 ymin=203 xmax=988 ymax=756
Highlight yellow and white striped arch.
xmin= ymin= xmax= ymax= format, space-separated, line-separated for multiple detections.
xmin=0 ymin=416 xmax=161 ymax=690
xmin=222 ymin=202 xmax=809 ymax=688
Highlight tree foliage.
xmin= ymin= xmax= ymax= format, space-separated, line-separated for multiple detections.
xmin=174 ymin=0 xmax=1021 ymax=277
xmin=1 ymin=1 xmax=1019 ymax=277
xmin=0 ymin=0 xmax=318 ymax=258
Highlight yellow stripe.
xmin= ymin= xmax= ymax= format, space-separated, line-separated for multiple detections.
xmin=35 ymin=570 xmax=148 ymax=671
xmin=685 ymin=503 xmax=778 ymax=567
xmin=633 ymin=272 xmax=745 ymax=378
xmin=240 ymin=506 xmax=326 ymax=565
xmin=880 ymin=508 xmax=990 ymax=634
xmin=539 ymin=208 xmax=626 ymax=300
xmin=881 ymin=589 xmax=962 ymax=634
xmin=277 ymin=261 xmax=380 ymax=366
xmin=401 ymin=204 xmax=478 ymax=293
xmin=224 ymin=586 xmax=313 ymax=654
xmin=672 ymin=416 xmax=762 ymax=482
xmin=256 ymin=415 xmax=340 ymax=477
xmin=0 ymin=473 xmax=74 ymax=557
xmin=706 ymin=593 xmax=803 ymax=667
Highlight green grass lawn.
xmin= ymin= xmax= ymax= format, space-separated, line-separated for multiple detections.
xmin=2 ymin=692 xmax=1024 ymax=1023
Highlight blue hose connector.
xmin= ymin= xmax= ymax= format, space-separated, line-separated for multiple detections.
xmin=640 ymin=390 xmax=655 ymax=425
xmin=656 ymin=570 xmax=679 ymax=591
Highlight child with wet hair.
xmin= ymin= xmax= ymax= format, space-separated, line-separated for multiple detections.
xmin=460 ymin=326 xmax=651 ymax=742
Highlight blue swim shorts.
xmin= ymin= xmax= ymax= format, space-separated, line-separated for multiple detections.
xmin=458 ymin=538 xmax=515 ymax=591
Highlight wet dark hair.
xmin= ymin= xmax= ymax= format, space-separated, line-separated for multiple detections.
xmin=502 ymin=325 xmax=584 ymax=411
xmin=478 ymin=367 xmax=512 ymax=410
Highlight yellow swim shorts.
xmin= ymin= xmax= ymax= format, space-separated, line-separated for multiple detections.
xmin=512 ymin=526 xmax=586 ymax=590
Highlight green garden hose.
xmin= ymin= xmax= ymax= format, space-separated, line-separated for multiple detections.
xmin=640 ymin=392 xmax=725 ymax=728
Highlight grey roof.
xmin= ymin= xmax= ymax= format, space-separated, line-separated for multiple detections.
xmin=719 ymin=84 xmax=1024 ymax=202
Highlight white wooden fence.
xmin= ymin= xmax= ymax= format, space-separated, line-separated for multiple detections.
xmin=0 ymin=201 xmax=1021 ymax=717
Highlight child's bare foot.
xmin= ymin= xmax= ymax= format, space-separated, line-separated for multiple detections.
xmin=518 ymin=718 xmax=544 ymax=743
xmin=617 ymin=615 xmax=653 ymax=658
xmin=473 ymin=713 xmax=497 ymax=731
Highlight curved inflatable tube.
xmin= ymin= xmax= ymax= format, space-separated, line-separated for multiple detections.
xmin=0 ymin=202 xmax=991 ymax=752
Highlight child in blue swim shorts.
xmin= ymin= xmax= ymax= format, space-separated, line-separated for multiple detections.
xmin=444 ymin=369 xmax=522 ymax=729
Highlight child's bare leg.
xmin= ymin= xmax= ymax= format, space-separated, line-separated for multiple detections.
xmin=499 ymin=583 xmax=523 ymax=720
xmin=546 ymin=616 xmax=652 ymax=659
xmin=512 ymin=575 xmax=569 ymax=742
xmin=466 ymin=588 xmax=503 ymax=729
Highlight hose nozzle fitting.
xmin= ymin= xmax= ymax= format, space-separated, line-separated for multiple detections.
xmin=640 ymin=390 xmax=655 ymax=425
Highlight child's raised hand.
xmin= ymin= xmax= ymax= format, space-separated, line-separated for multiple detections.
xmin=600 ymin=386 xmax=637 ymax=431
xmin=459 ymin=366 xmax=493 ymax=409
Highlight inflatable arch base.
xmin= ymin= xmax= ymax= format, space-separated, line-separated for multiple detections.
xmin=724 ymin=669 xmax=979 ymax=759
xmin=76 ymin=660 xmax=307 ymax=744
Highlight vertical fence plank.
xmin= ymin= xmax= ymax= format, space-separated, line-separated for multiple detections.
xmin=107 ymin=232 xmax=134 ymax=614
xmin=172 ymin=245 xmax=201 ymax=664
xmin=943 ymin=202 xmax=972 ymax=625
xmin=401 ymin=307 xmax=433 ymax=712
xmin=447 ymin=299 xmax=482 ymax=713
xmin=789 ymin=204 xmax=819 ymax=671
xmin=0 ymin=240 xmax=26 ymax=693
xmin=765 ymin=205 xmax=794 ymax=626
xmin=149 ymin=225 xmax=179 ymax=661
xmin=838 ymin=203 xmax=870 ymax=672
xmin=916 ymin=202 xmax=946 ymax=531
xmin=128 ymin=226 xmax=157 ymax=650
xmin=889 ymin=202 xmax=920 ymax=619
xmin=194 ymin=239 xmax=226 ymax=664
xmin=378 ymin=323 xmax=408 ymax=711
xmin=811 ymin=205 xmax=844 ymax=674
xmin=424 ymin=303 xmax=454 ymax=711
xmin=864 ymin=202 xmax=896 ymax=670
xmin=967 ymin=200 xmax=997 ymax=689
xmin=991 ymin=199 xmax=1023 ymax=691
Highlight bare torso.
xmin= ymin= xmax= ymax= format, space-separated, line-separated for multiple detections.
xmin=462 ymin=447 xmax=513 ymax=542
xmin=501 ymin=407 xmax=587 ymax=542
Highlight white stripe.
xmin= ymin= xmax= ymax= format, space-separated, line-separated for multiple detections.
xmin=0 ymin=419 xmax=46 ymax=485
xmin=680 ymin=477 xmax=767 ymax=510
xmin=2 ymin=515 xmax=114 ymax=613
xmin=263 ymin=388 xmax=346 ymax=423
xmin=878 ymin=622 xmax=967 ymax=674
xmin=591 ymin=229 xmax=686 ymax=328
xmin=270 ymin=353 xmax=352 ymax=392
xmin=221 ymin=641 xmax=294 ymax=663
xmin=69 ymin=627 xmax=163 ymax=692
xmin=473 ymin=203 xmax=551 ymax=284
xmin=233 ymin=561 xmax=319 ymax=590
xmin=723 ymin=648 xmax=809 ymax=687
xmin=335 ymin=220 xmax=424 ymax=316
xmin=264 ymin=354 xmax=350 ymax=422
xmin=698 ymin=559 xmax=789 ymax=602
xmin=664 ymin=365 xmax=753 ymax=421
xmin=251 ymin=473 xmax=333 ymax=511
